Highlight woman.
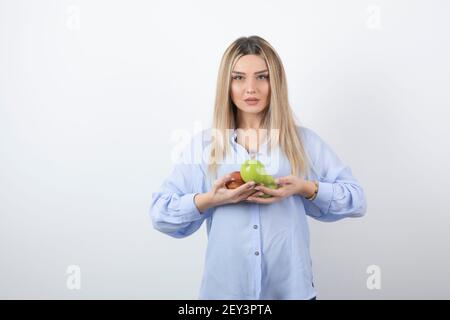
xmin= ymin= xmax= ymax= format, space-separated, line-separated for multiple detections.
xmin=150 ymin=36 xmax=367 ymax=300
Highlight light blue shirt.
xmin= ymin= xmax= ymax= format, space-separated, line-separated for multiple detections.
xmin=150 ymin=126 xmax=367 ymax=300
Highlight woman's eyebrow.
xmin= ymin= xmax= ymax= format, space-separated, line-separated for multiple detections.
xmin=231 ymin=70 xmax=269 ymax=75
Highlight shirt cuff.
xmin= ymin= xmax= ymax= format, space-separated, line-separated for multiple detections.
xmin=311 ymin=181 xmax=333 ymax=214
xmin=179 ymin=193 xmax=204 ymax=222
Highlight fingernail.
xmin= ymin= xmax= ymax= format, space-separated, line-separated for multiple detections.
xmin=254 ymin=187 xmax=260 ymax=190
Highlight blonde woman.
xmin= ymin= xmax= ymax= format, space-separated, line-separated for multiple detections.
xmin=150 ymin=36 xmax=367 ymax=300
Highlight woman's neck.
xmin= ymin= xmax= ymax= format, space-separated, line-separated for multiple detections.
xmin=236 ymin=112 xmax=264 ymax=130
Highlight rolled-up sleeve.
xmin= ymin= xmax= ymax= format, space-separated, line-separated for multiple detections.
xmin=300 ymin=127 xmax=367 ymax=222
xmin=150 ymin=133 xmax=211 ymax=238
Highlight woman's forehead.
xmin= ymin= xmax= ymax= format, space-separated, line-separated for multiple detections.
xmin=233 ymin=55 xmax=268 ymax=72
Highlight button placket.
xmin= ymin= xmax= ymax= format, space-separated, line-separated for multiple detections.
xmin=250 ymin=203 xmax=262 ymax=299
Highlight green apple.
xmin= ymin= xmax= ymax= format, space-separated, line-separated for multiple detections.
xmin=240 ymin=160 xmax=278 ymax=198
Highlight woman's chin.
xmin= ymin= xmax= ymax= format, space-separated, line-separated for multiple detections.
xmin=241 ymin=105 xmax=266 ymax=113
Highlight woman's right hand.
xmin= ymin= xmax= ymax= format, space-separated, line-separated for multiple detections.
xmin=210 ymin=174 xmax=259 ymax=206
xmin=194 ymin=174 xmax=259 ymax=212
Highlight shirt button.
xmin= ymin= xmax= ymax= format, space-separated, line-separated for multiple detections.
xmin=255 ymin=251 xmax=260 ymax=256
xmin=253 ymin=225 xmax=258 ymax=229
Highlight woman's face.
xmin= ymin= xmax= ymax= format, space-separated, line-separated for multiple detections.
xmin=230 ymin=54 xmax=270 ymax=115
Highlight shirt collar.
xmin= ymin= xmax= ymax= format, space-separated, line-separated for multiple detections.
xmin=230 ymin=129 xmax=238 ymax=144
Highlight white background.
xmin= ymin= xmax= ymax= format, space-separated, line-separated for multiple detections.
xmin=1 ymin=0 xmax=450 ymax=299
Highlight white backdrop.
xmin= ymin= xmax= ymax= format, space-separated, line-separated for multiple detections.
xmin=1 ymin=0 xmax=450 ymax=299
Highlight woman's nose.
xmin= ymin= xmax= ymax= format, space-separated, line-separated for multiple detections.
xmin=245 ymin=79 xmax=257 ymax=93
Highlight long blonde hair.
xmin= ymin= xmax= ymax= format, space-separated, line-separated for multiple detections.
xmin=208 ymin=35 xmax=311 ymax=181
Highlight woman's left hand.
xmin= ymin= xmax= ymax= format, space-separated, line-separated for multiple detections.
xmin=245 ymin=175 xmax=306 ymax=204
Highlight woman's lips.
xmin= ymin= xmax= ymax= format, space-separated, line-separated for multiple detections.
xmin=245 ymin=99 xmax=260 ymax=105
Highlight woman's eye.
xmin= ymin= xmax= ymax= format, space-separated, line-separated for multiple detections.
xmin=232 ymin=75 xmax=268 ymax=80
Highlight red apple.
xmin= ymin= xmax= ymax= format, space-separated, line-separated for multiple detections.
xmin=225 ymin=171 xmax=245 ymax=189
